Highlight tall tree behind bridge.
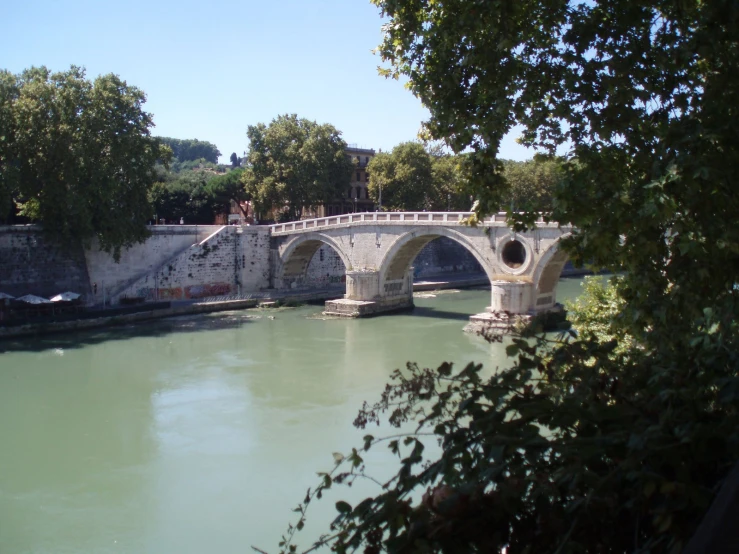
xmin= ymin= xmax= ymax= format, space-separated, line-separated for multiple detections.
xmin=0 ymin=66 xmax=168 ymax=258
xmin=366 ymin=142 xmax=432 ymax=211
xmin=242 ymin=114 xmax=353 ymax=222
xmin=500 ymin=157 xmax=563 ymax=212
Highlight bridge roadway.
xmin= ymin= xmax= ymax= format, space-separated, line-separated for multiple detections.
xmin=268 ymin=211 xmax=573 ymax=322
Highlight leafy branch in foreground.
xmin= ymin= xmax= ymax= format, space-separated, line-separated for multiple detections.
xmin=268 ymin=292 xmax=738 ymax=552
xmin=263 ymin=0 xmax=739 ymax=550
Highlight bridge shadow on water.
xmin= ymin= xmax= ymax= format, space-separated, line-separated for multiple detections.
xmin=409 ymin=305 xmax=473 ymax=322
xmin=0 ymin=312 xmax=257 ymax=354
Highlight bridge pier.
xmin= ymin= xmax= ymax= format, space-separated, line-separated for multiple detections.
xmin=489 ymin=281 xmax=534 ymax=313
xmin=323 ymin=269 xmax=414 ymax=318
xmin=466 ymin=280 xmax=562 ymax=333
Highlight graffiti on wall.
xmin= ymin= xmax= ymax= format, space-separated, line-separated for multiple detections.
xmin=132 ymin=283 xmax=231 ymax=301
xmin=184 ymin=282 xmax=231 ymax=299
xmin=135 ymin=287 xmax=155 ymax=300
xmin=135 ymin=287 xmax=183 ymax=300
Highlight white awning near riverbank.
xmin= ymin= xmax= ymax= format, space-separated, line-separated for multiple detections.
xmin=50 ymin=292 xmax=81 ymax=302
xmin=16 ymin=294 xmax=52 ymax=304
xmin=0 ymin=292 xmax=14 ymax=300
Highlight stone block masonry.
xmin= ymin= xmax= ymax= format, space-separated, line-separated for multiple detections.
xmin=0 ymin=224 xmax=271 ymax=306
xmin=1 ymin=212 xmax=574 ymax=324
xmin=271 ymin=211 xmax=573 ymax=318
xmin=115 ymin=226 xmax=271 ymax=303
xmin=84 ymin=225 xmax=220 ymax=302
xmin=0 ymin=226 xmax=92 ymax=298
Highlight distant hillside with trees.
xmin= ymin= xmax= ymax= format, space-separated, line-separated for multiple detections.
xmin=157 ymin=137 xmax=221 ymax=165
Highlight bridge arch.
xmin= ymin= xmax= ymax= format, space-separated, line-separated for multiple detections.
xmin=532 ymin=234 xmax=571 ymax=311
xmin=276 ymin=232 xmax=351 ymax=289
xmin=378 ymin=227 xmax=496 ymax=291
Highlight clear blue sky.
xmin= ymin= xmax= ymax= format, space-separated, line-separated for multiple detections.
xmin=3 ymin=0 xmax=534 ymax=164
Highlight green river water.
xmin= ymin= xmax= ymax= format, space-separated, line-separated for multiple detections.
xmin=0 ymin=278 xmax=586 ymax=553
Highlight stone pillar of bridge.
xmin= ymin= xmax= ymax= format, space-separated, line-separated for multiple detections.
xmin=488 ymin=281 xmax=534 ymax=314
xmin=345 ymin=270 xmax=380 ymax=301
xmin=324 ymin=268 xmax=414 ymax=318
xmin=465 ymin=280 xmax=538 ymax=333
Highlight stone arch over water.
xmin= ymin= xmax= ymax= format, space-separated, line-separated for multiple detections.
xmin=378 ymin=227 xmax=496 ymax=292
xmin=277 ymin=233 xmax=351 ymax=290
xmin=532 ymin=234 xmax=571 ymax=311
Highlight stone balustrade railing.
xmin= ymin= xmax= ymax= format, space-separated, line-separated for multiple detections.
xmin=269 ymin=211 xmax=552 ymax=235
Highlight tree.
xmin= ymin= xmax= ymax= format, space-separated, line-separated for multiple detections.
xmin=0 ymin=66 xmax=168 ymax=257
xmin=366 ymin=142 xmax=432 ymax=211
xmin=229 ymin=152 xmax=241 ymax=168
xmin=428 ymin=153 xmax=471 ymax=212
xmin=149 ymin=170 xmax=220 ymax=224
xmin=500 ymin=157 xmax=563 ymax=212
xmin=276 ymin=1 xmax=739 ymax=552
xmin=158 ymin=137 xmax=221 ymax=164
xmin=206 ymin=168 xmax=249 ymax=217
xmin=242 ymin=114 xmax=353 ymax=222
xmin=0 ymin=71 xmax=18 ymax=223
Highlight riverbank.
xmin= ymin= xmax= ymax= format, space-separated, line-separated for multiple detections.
xmin=0 ymin=298 xmax=260 ymax=340
xmin=0 ymin=270 xmax=591 ymax=340
xmin=0 ymin=276 xmax=475 ymax=340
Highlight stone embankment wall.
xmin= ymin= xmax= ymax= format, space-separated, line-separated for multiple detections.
xmin=0 ymin=226 xmax=92 ymax=298
xmin=84 ymin=225 xmax=220 ymax=303
xmin=0 ymin=225 xmax=271 ymax=305
xmin=114 ymin=226 xmax=270 ymax=303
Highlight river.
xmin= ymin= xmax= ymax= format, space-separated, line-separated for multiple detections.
xmin=0 ymin=277 xmax=586 ymax=553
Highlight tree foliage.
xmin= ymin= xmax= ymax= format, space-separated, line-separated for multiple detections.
xmin=274 ymin=0 xmax=739 ymax=552
xmin=500 ymin=157 xmax=563 ymax=212
xmin=207 ymin=168 xmax=249 ymax=217
xmin=427 ymin=153 xmax=471 ymax=212
xmin=149 ymin=170 xmax=222 ymax=224
xmin=242 ymin=114 xmax=353 ymax=221
xmin=367 ymin=142 xmax=432 ymax=211
xmin=0 ymin=66 xmax=167 ymax=257
xmin=158 ymin=136 xmax=221 ymax=164
xmin=367 ymin=144 xmax=473 ymax=212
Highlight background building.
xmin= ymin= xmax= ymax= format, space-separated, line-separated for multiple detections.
xmin=310 ymin=145 xmax=376 ymax=218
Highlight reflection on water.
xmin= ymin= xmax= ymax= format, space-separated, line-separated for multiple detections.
xmin=0 ymin=279 xmax=586 ymax=553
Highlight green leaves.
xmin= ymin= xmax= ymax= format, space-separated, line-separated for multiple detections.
xmin=274 ymin=1 xmax=739 ymax=552
xmin=158 ymin=137 xmax=220 ymax=164
xmin=242 ymin=114 xmax=353 ymax=221
xmin=366 ymin=142 xmax=432 ymax=211
xmin=335 ymin=501 xmax=352 ymax=514
xmin=1 ymin=66 xmax=163 ymax=257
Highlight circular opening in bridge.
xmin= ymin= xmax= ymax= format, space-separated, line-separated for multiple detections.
xmin=502 ymin=240 xmax=526 ymax=269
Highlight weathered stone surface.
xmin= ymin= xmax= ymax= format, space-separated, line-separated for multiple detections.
xmin=0 ymin=226 xmax=91 ymax=299
xmin=271 ymin=212 xmax=573 ymax=317
xmin=1 ymin=213 xmax=574 ymax=326
xmin=114 ymin=226 xmax=271 ymax=303
xmin=84 ymin=225 xmax=220 ymax=301
xmin=323 ymin=297 xmax=414 ymax=318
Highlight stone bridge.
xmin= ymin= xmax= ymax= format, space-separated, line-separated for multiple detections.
xmin=270 ymin=212 xmax=572 ymax=320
